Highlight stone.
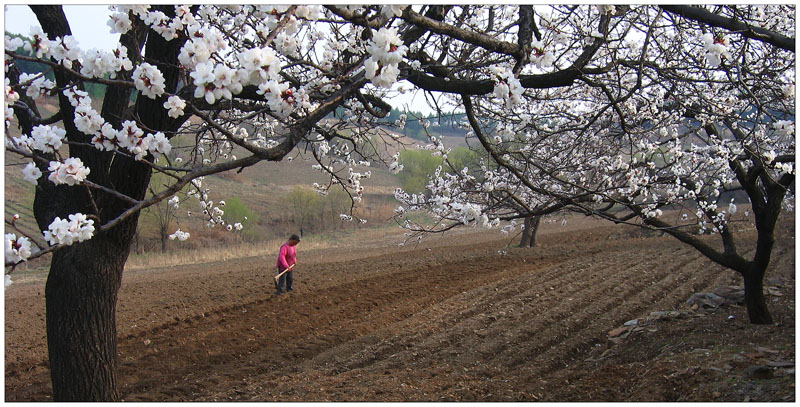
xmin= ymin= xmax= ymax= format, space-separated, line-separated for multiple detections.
xmin=608 ymin=327 xmax=628 ymax=337
xmin=623 ymin=319 xmax=639 ymax=326
xmin=712 ymin=285 xmax=745 ymax=304
xmin=687 ymin=292 xmax=725 ymax=309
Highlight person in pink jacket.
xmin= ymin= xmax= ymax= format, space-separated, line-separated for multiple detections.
xmin=275 ymin=234 xmax=300 ymax=294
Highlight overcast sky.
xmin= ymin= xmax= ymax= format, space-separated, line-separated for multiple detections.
xmin=3 ymin=4 xmax=436 ymax=115
xmin=5 ymin=5 xmax=120 ymax=50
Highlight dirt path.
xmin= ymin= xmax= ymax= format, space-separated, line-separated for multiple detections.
xmin=5 ymin=222 xmax=795 ymax=401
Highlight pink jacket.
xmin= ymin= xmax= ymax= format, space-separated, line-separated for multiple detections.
xmin=276 ymin=242 xmax=297 ymax=270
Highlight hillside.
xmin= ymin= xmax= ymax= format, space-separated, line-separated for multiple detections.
xmin=4 ymin=98 xmax=413 ymax=257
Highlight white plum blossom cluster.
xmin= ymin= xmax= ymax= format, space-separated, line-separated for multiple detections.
xmin=365 ymin=27 xmax=407 ymax=88
xmin=393 ymin=163 xmax=508 ymax=230
xmin=388 ymin=152 xmax=404 ymax=174
xmin=239 ymin=47 xmax=281 ymax=86
xmin=80 ymin=46 xmax=134 ymax=79
xmin=107 ymin=8 xmax=134 ymax=34
xmin=4 ymin=78 xmax=20 ymax=128
xmin=48 ymin=35 xmax=82 ymax=68
xmin=163 ymin=96 xmax=186 ymax=118
xmin=491 ymin=66 xmax=524 ymax=109
xmin=701 ymin=33 xmax=732 ymax=67
xmin=168 ymin=229 xmax=190 ymax=241
xmin=165 ymin=181 xmax=247 ymax=236
xmin=258 ymin=80 xmax=296 ymax=118
xmin=17 ymin=73 xmax=55 ymax=98
xmin=381 ymin=5 xmax=405 ymax=19
xmin=133 ymin=63 xmax=167 ymax=99
xmin=23 ymin=26 xmax=49 ymax=58
xmin=190 ymin=61 xmax=243 ymax=105
xmin=22 ymin=162 xmax=42 ymax=184
xmin=43 ymin=213 xmax=95 ymax=246
xmin=530 ymin=40 xmax=556 ymax=69
xmin=7 ymin=27 xmax=134 ymax=85
xmin=5 ymin=233 xmax=32 ymax=264
xmin=346 ymin=167 xmax=371 ymax=202
xmin=14 ymin=124 xmax=66 ymax=153
xmin=62 ymin=86 xmax=172 ymax=160
xmin=48 ymin=157 xmax=90 ymax=186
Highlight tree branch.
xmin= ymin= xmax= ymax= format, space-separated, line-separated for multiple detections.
xmin=660 ymin=5 xmax=795 ymax=52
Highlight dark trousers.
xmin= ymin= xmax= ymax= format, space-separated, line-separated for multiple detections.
xmin=277 ymin=267 xmax=293 ymax=292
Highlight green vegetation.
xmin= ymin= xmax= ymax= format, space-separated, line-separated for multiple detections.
xmin=447 ymin=146 xmax=484 ymax=174
xmin=223 ymin=196 xmax=262 ymax=240
xmin=394 ymin=146 xmax=485 ymax=194
xmin=285 ymin=186 xmax=353 ymax=234
xmin=396 ymin=149 xmax=444 ymax=194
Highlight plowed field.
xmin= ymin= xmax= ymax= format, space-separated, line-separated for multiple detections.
xmin=5 ymin=218 xmax=795 ymax=401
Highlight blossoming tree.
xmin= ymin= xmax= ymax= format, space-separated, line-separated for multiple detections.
xmin=390 ymin=5 xmax=794 ymax=327
xmin=3 ymin=4 xmax=795 ymax=401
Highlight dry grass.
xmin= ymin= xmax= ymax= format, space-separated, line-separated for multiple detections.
xmin=124 ymin=236 xmax=334 ymax=271
xmin=123 ymin=225 xmax=411 ymax=271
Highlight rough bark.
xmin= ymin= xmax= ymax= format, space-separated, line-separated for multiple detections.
xmin=45 ymin=220 xmax=137 ymax=401
xmin=742 ymin=265 xmax=773 ymax=324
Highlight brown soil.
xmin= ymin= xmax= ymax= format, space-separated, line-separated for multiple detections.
xmin=5 ymin=218 xmax=795 ymax=401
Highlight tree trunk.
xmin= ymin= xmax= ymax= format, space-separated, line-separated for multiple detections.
xmin=45 ymin=213 xmax=140 ymax=401
xmin=519 ymin=215 xmax=541 ymax=248
xmin=528 ymin=215 xmax=541 ymax=247
xmin=160 ymin=225 xmax=168 ymax=254
xmin=742 ymin=266 xmax=774 ymax=324
xmin=520 ymin=217 xmax=532 ymax=247
xmin=29 ymin=5 xmax=186 ymax=400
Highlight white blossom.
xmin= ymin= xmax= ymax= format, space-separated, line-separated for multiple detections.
xmin=133 ymin=62 xmax=166 ymax=99
xmin=23 ymin=26 xmax=50 ymax=58
xmin=21 ymin=162 xmax=42 ymax=184
xmin=107 ymin=11 xmax=133 ymax=34
xmin=5 ymin=233 xmax=32 ymax=264
xmin=43 ymin=213 xmax=95 ymax=246
xmin=29 ymin=125 xmax=66 ymax=153
xmin=381 ymin=5 xmax=405 ymax=19
xmin=163 ymin=95 xmax=186 ymax=118
xmin=47 ymin=157 xmax=91 ymax=186
xmin=365 ymin=27 xmax=407 ymax=88
xmin=48 ymin=35 xmax=82 ymax=68
xmin=168 ymin=229 xmax=190 ymax=241
xmin=147 ymin=132 xmax=172 ymax=158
